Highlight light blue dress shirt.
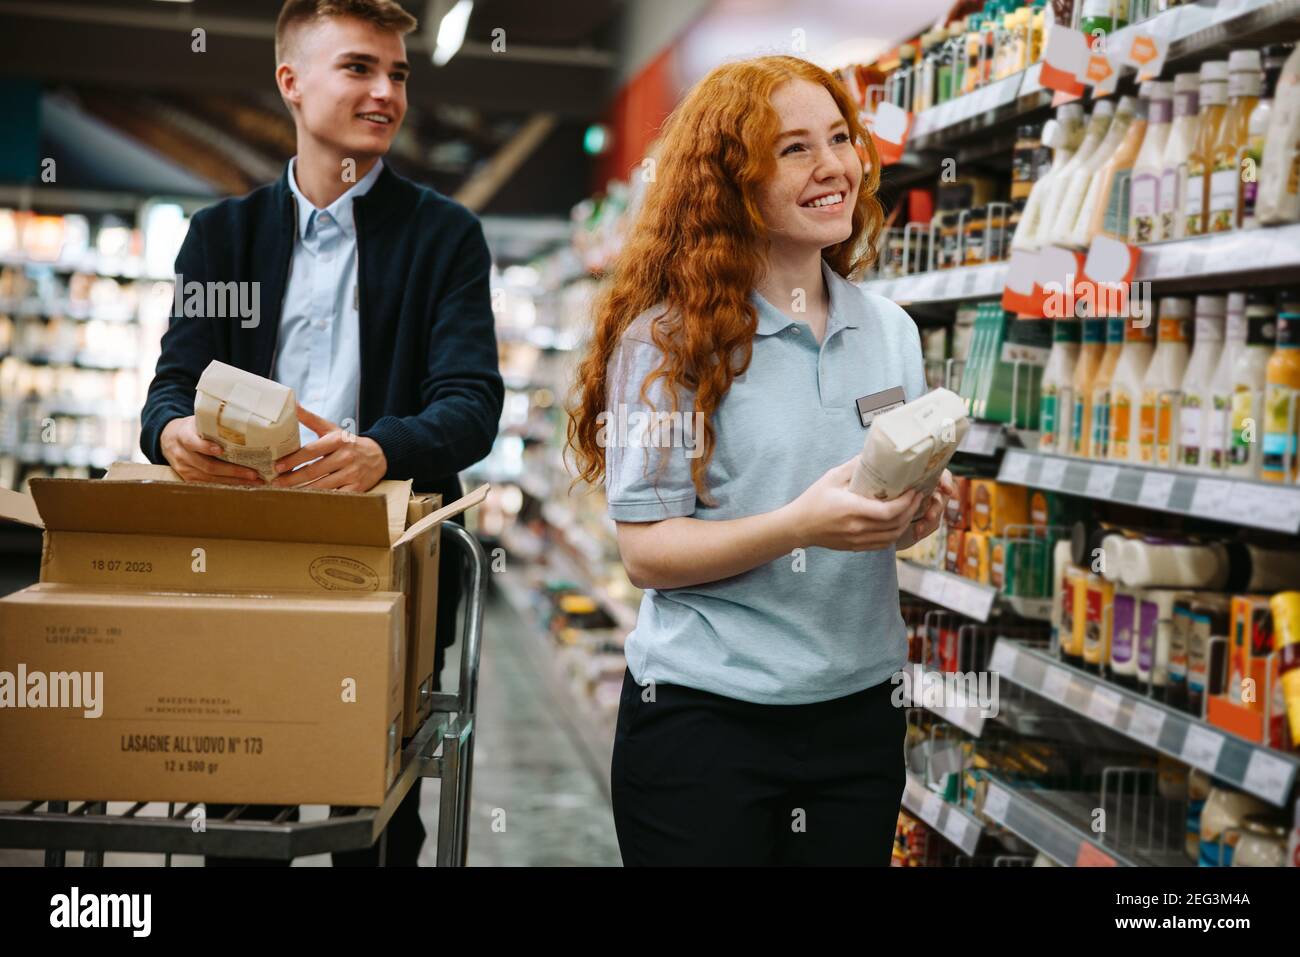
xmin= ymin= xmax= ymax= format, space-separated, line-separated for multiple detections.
xmin=273 ymin=157 xmax=384 ymax=446
xmin=605 ymin=260 xmax=928 ymax=705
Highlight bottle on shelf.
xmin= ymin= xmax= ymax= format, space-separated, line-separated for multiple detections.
xmin=1078 ymin=0 xmax=1128 ymax=37
xmin=1070 ymin=313 xmax=1107 ymax=458
xmin=1158 ymin=71 xmax=1201 ymax=241
xmin=1108 ymin=308 xmax=1156 ymax=463
xmin=1258 ymin=43 xmax=1300 ymax=226
xmin=1085 ymin=82 xmax=1152 ymax=243
xmin=1239 ymin=46 xmax=1292 ymax=228
xmin=1204 ymin=292 xmax=1246 ymax=472
xmin=1013 ymin=103 xmax=1085 ymax=250
xmin=1182 ymin=60 xmax=1229 ymax=238
xmin=1040 ymin=318 xmax=1082 ymax=453
xmin=1033 ymin=99 xmax=1115 ymax=247
xmin=1139 ymin=296 xmax=1192 ymax=467
xmin=1129 ymin=80 xmax=1173 ymax=244
xmin=1207 ymin=50 xmax=1262 ymax=234
xmin=1051 ymin=95 xmax=1135 ymax=247
xmin=1262 ymin=303 xmax=1300 ymax=483
xmin=1227 ymin=293 xmax=1278 ymax=478
xmin=1089 ymin=317 xmax=1126 ymax=460
xmin=1177 ymin=294 xmax=1226 ymax=472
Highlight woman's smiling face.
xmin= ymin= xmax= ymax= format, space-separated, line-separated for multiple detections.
xmin=755 ymin=79 xmax=863 ymax=257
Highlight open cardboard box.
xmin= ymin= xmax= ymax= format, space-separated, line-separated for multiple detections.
xmin=0 ymin=468 xmax=488 ymax=803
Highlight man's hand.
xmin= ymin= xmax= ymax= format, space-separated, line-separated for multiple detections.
xmin=895 ymin=469 xmax=956 ymax=551
xmin=271 ymin=404 xmax=387 ymax=492
xmin=160 ymin=415 xmax=264 ymax=485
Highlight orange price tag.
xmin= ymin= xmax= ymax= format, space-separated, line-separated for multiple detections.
xmin=1085 ymin=55 xmax=1113 ymax=85
xmin=1130 ymin=36 xmax=1158 ymax=66
xmin=1076 ymin=842 xmax=1117 ymax=867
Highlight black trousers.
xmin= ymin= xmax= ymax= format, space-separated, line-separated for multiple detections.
xmin=611 ymin=667 xmax=906 ymax=866
xmin=205 ymin=515 xmax=464 ymax=867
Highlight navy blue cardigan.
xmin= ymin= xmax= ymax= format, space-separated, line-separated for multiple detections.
xmin=140 ymin=163 xmax=503 ymax=502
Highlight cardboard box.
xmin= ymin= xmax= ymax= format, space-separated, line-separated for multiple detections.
xmin=194 ymin=360 xmax=300 ymax=481
xmin=945 ymin=527 xmax=965 ymax=575
xmin=945 ymin=475 xmax=970 ymax=530
xmin=968 ymin=480 xmax=1028 ymax=535
xmin=1209 ymin=596 xmax=1290 ymax=748
xmin=403 ymin=494 xmax=441 ymax=737
xmin=0 ymin=584 xmax=404 ymax=805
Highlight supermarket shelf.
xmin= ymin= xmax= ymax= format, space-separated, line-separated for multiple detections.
xmin=896 ymin=559 xmax=1051 ymax=623
xmin=991 ymin=638 xmax=1300 ymax=808
xmin=980 ymin=774 xmax=1186 ymax=867
xmin=537 ymin=502 xmax=639 ymax=633
xmin=997 ymin=448 xmax=1300 ymax=535
xmin=0 ymin=252 xmax=173 ymax=285
xmin=0 ymin=297 xmax=140 ymax=321
xmin=901 ymin=772 xmax=983 ymax=855
xmin=1 ymin=443 xmax=122 ymax=470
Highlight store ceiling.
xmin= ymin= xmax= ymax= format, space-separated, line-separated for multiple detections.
xmin=0 ymin=0 xmax=623 ymax=219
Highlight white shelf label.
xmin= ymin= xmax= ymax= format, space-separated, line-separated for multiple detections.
xmin=1180 ymin=724 xmax=1225 ymax=773
xmin=921 ymin=791 xmax=943 ymax=826
xmin=942 ymin=812 xmax=972 ymax=848
xmin=989 ymin=641 xmax=1018 ymax=676
xmin=1001 ymin=450 xmax=1031 ymax=485
xmin=1137 ymin=470 xmax=1176 ymax=509
xmin=1040 ymin=457 xmax=1068 ymax=489
xmin=1085 ymin=465 xmax=1120 ymax=499
xmin=1242 ymin=750 xmax=1293 ymax=806
xmin=1128 ymin=702 xmax=1166 ymax=748
xmin=1190 ymin=479 xmax=1232 ymax=515
xmin=1087 ymin=686 xmax=1123 ymax=726
xmin=1259 ymin=486 xmax=1300 ymax=533
xmin=983 ymin=784 xmax=1011 ymax=825
xmin=1043 ymin=665 xmax=1073 ymax=702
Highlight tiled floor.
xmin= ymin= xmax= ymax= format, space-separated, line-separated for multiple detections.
xmin=0 ymin=554 xmax=623 ymax=867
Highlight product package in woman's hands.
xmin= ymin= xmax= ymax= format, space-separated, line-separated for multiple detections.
xmin=194 ymin=360 xmax=300 ymax=481
xmin=848 ymin=388 xmax=969 ymax=500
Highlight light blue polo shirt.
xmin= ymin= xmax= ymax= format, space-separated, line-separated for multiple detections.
xmin=605 ymin=259 xmax=929 ymax=705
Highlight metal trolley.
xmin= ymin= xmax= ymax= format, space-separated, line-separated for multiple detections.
xmin=0 ymin=522 xmax=488 ymax=868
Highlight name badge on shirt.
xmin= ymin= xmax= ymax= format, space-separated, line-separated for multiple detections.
xmin=855 ymin=385 xmax=905 ymax=429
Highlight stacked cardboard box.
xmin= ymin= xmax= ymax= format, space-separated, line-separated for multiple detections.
xmin=0 ymin=464 xmax=486 ymax=806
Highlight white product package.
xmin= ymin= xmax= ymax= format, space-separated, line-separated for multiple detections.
xmin=194 ymin=360 xmax=300 ymax=481
xmin=849 ymin=387 xmax=969 ymax=500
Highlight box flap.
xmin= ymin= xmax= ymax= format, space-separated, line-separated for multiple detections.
xmin=29 ymin=478 xmax=398 ymax=547
xmin=0 ymin=487 xmax=43 ymax=529
xmin=198 ymin=360 xmax=293 ymax=421
xmin=106 ymin=462 xmax=182 ymax=482
xmin=392 ymin=483 xmax=490 ymax=548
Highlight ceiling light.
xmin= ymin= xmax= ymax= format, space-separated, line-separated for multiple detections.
xmin=433 ymin=0 xmax=473 ymax=67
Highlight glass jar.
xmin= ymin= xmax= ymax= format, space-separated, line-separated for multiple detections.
xmin=1231 ymin=815 xmax=1288 ymax=867
xmin=964 ymin=207 xmax=986 ymax=266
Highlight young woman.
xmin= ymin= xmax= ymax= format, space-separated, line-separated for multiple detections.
xmin=567 ymin=55 xmax=954 ymax=866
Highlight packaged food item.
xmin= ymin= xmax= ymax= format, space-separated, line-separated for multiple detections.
xmin=1138 ymin=588 xmax=1180 ymax=695
xmin=1034 ymin=100 xmax=1115 ymax=247
xmin=849 ymin=387 xmax=970 ymax=500
xmin=1051 ymin=539 xmax=1074 ymax=652
xmin=1108 ymin=311 xmax=1156 ymax=462
xmin=1082 ymin=568 xmax=1115 ymax=674
xmin=1089 ymin=317 xmax=1126 ymax=459
xmin=1227 ymin=294 xmax=1278 ymax=477
xmin=968 ymin=479 xmax=1029 ymax=535
xmin=1232 ymin=816 xmax=1289 ymax=867
xmin=1199 ymin=786 xmax=1271 ymax=866
xmin=1014 ymin=103 xmax=1086 ymax=251
xmin=1177 ymin=295 xmax=1226 ymax=471
xmin=946 ymin=526 xmax=966 ymax=575
xmin=1039 ymin=319 xmax=1081 ymax=453
xmin=1207 ymin=594 xmax=1288 ymax=748
xmin=1082 ymin=82 xmax=1150 ymax=243
xmin=1109 ymin=586 xmax=1141 ymax=685
xmin=1239 ymin=46 xmax=1292 ymax=228
xmin=1158 ymin=71 xmax=1202 ymax=240
xmin=1052 ymin=96 xmax=1136 ymax=247
xmin=1129 ymin=80 xmax=1173 ymax=243
xmin=1186 ymin=594 xmax=1230 ymax=717
xmin=1261 ymin=308 xmax=1300 ymax=483
xmin=945 ymin=474 xmax=971 ymax=530
xmin=1257 ymin=44 xmax=1300 ymax=225
xmin=1070 ymin=317 xmax=1107 ymax=457
xmin=1272 ymin=590 xmax=1300 ymax=745
xmin=1207 ymin=50 xmax=1261 ymax=232
xmin=1183 ymin=61 xmax=1229 ymax=238
xmin=194 ymin=360 xmax=300 ymax=481
xmin=1079 ymin=0 xmax=1127 ymax=35
xmin=1205 ymin=293 xmax=1247 ymax=471
xmin=1139 ymin=297 xmax=1192 ymax=466
xmin=963 ymin=531 xmax=989 ymax=584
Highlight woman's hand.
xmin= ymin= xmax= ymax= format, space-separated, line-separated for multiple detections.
xmin=895 ymin=468 xmax=955 ymax=550
xmin=785 ymin=457 xmax=925 ymax=552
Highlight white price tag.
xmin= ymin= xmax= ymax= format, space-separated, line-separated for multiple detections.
xmin=1001 ymin=450 xmax=1031 ymax=485
xmin=1180 ymin=725 xmax=1225 ymax=773
xmin=1259 ymin=486 xmax=1300 ymax=533
xmin=983 ymin=784 xmax=1011 ymax=824
xmin=1040 ymin=457 xmax=1068 ymax=489
xmin=989 ymin=641 xmax=1018 ymax=676
xmin=922 ymin=791 xmax=943 ymax=826
xmin=1154 ymin=245 xmax=1188 ymax=279
xmin=1190 ymin=479 xmax=1232 ymax=515
xmin=934 ymin=271 xmax=955 ymax=299
xmin=1138 ymin=470 xmax=1176 ymax=509
xmin=1242 ymin=750 xmax=1294 ymax=806
xmin=1128 ymin=702 xmax=1166 ymax=748
xmin=1087 ymin=686 xmax=1123 ymax=726
xmin=943 ymin=812 xmax=972 ymax=848
xmin=1043 ymin=665 xmax=1073 ymax=702
xmin=1085 ymin=465 xmax=1120 ymax=499
xmin=1020 ymin=62 xmax=1043 ymax=96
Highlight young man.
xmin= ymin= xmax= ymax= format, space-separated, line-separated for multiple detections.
xmin=140 ymin=0 xmax=504 ymax=866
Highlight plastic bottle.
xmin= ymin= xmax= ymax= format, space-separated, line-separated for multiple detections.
xmin=1183 ymin=60 xmax=1229 ymax=238
xmin=1262 ymin=307 xmax=1300 ymax=483
xmin=1084 ymin=83 xmax=1151 ymax=243
xmin=1013 ymin=103 xmax=1086 ymax=250
xmin=1204 ymin=292 xmax=1246 ymax=472
xmin=1108 ymin=309 xmax=1157 ymax=462
xmin=1089 ymin=317 xmax=1127 ymax=459
xmin=1242 ymin=47 xmax=1294 ymax=230
xmin=1207 ymin=50 xmax=1261 ymax=233
xmin=1071 ymin=315 xmax=1107 ymax=457
xmin=1079 ymin=0 xmax=1128 ymax=36
xmin=1139 ymin=296 xmax=1192 ymax=467
xmin=1040 ymin=318 xmax=1081 ymax=453
xmin=1159 ymin=72 xmax=1201 ymax=240
xmin=1252 ymin=44 xmax=1300 ymax=226
xmin=1034 ymin=100 xmax=1115 ymax=247
xmin=1177 ymin=295 xmax=1226 ymax=471
xmin=1227 ymin=293 xmax=1278 ymax=478
xmin=1130 ymin=80 xmax=1173 ymax=243
xmin=1051 ymin=95 xmax=1135 ymax=247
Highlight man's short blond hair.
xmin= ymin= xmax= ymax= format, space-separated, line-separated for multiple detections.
xmin=275 ymin=0 xmax=418 ymax=64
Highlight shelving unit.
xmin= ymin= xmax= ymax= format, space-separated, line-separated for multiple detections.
xmin=902 ymin=771 xmax=984 ymax=855
xmin=897 ymin=558 xmax=1052 ymax=623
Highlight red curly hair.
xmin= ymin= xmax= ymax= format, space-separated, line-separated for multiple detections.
xmin=566 ymin=55 xmax=885 ymax=505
